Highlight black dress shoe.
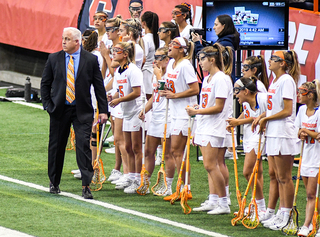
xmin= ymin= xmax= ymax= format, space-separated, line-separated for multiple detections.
xmin=49 ymin=183 xmax=61 ymax=194
xmin=82 ymin=186 xmax=93 ymax=199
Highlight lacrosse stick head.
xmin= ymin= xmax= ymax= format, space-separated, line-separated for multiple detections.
xmin=180 ymin=185 xmax=191 ymax=214
xmin=231 ymin=197 xmax=247 ymax=226
xmin=281 ymin=207 xmax=299 ymax=235
xmin=136 ymin=169 xmax=150 ymax=195
xmin=90 ymin=169 xmax=102 ymax=191
xmin=151 ymin=168 xmax=167 ymax=196
xmin=98 ymin=158 xmax=106 ymax=183
xmin=170 ymin=178 xmax=183 ymax=205
xmin=242 ymin=201 xmax=259 ymax=229
xmin=309 ymin=211 xmax=319 ymax=237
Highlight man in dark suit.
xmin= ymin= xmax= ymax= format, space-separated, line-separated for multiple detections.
xmin=41 ymin=27 xmax=108 ymax=199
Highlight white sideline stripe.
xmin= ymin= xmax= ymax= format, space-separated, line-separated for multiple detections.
xmin=0 ymin=227 xmax=34 ymax=237
xmin=0 ymin=175 xmax=228 ymax=237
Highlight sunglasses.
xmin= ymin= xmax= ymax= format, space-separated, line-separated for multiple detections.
xmin=270 ymin=55 xmax=284 ymax=62
xmin=93 ymin=16 xmax=107 ymax=22
xmin=129 ymin=6 xmax=143 ymax=12
xmin=112 ymin=47 xmax=124 ymax=54
xmin=154 ymin=54 xmax=167 ymax=61
xmin=233 ymin=86 xmax=246 ymax=95
xmin=106 ymin=27 xmax=119 ymax=33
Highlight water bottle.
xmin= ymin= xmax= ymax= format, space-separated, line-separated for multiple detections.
xmin=24 ymin=77 xmax=31 ymax=102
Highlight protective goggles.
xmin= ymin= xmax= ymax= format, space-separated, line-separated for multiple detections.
xmin=154 ymin=54 xmax=167 ymax=61
xmin=169 ymin=40 xmax=184 ymax=49
xmin=196 ymin=51 xmax=218 ymax=61
xmin=158 ymin=27 xmax=176 ymax=33
xmin=233 ymin=86 xmax=246 ymax=95
xmin=172 ymin=10 xmax=186 ymax=17
xmin=297 ymin=87 xmax=315 ymax=96
xmin=270 ymin=55 xmax=284 ymax=62
xmin=242 ymin=62 xmax=261 ymax=72
xmin=106 ymin=27 xmax=119 ymax=33
xmin=112 ymin=47 xmax=123 ymax=54
xmin=93 ymin=16 xmax=107 ymax=22
xmin=129 ymin=6 xmax=143 ymax=12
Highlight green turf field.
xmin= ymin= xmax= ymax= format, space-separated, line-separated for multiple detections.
xmin=0 ymin=89 xmax=307 ymax=237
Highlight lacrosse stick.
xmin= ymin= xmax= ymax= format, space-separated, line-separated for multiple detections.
xmin=180 ymin=115 xmax=193 ymax=214
xmin=282 ymin=141 xmax=304 ymax=235
xmin=90 ymin=120 xmax=103 ymax=191
xmin=137 ymin=96 xmax=150 ymax=195
xmin=170 ymin=116 xmax=195 ymax=205
xmin=308 ymin=148 xmax=320 ymax=237
xmin=231 ymin=127 xmax=242 ymax=207
xmin=232 ymin=135 xmax=266 ymax=226
xmin=152 ymin=98 xmax=169 ymax=196
xmin=242 ymin=132 xmax=262 ymax=229
xmin=102 ymin=124 xmax=112 ymax=145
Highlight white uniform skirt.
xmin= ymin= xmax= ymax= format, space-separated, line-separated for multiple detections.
xmin=266 ymin=137 xmax=300 ymax=156
xmin=194 ymin=134 xmax=225 ymax=148
xmin=301 ymin=166 xmax=319 ymax=177
xmin=170 ymin=118 xmax=196 ymax=137
xmin=123 ymin=112 xmax=143 ymax=132
xmin=143 ymin=70 xmax=153 ymax=95
xmin=147 ymin=120 xmax=171 ymax=138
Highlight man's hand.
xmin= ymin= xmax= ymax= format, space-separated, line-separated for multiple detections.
xmin=99 ymin=113 xmax=109 ymax=124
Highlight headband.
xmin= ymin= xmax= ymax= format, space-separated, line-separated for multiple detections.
xmin=180 ymin=2 xmax=191 ymax=11
xmin=129 ymin=0 xmax=143 ymax=6
xmin=235 ymin=79 xmax=244 ymax=87
xmin=174 ymin=37 xmax=188 ymax=54
xmin=273 ymin=51 xmax=285 ymax=60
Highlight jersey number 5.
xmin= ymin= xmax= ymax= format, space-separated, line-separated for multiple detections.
xmin=119 ymin=85 xmax=124 ymax=97
xmin=305 ymin=130 xmax=316 ymax=144
xmin=267 ymin=95 xmax=273 ymax=110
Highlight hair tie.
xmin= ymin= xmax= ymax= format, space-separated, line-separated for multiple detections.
xmin=256 ymin=55 xmax=261 ymax=60
xmin=181 ymin=2 xmax=191 ymax=11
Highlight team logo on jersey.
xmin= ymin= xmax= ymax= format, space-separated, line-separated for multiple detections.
xmin=167 ymin=73 xmax=177 ymax=79
xmin=268 ymin=88 xmax=276 ymax=94
xmin=202 ymin=88 xmax=211 ymax=92
xmin=302 ymin=122 xmax=317 ymax=128
xmin=117 ymin=79 xmax=127 ymax=84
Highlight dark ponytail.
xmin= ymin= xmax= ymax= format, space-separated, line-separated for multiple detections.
xmin=141 ymin=11 xmax=159 ymax=49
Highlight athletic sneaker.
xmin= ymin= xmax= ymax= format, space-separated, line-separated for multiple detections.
xmin=105 ymin=135 xmax=114 ymax=143
xmin=260 ymin=209 xmax=275 ymax=222
xmin=163 ymin=190 xmax=192 ymax=201
xmin=71 ymin=169 xmax=80 ymax=174
xmin=124 ymin=180 xmax=140 ymax=194
xmin=315 ymin=231 xmax=320 ymax=237
xmin=115 ymin=177 xmax=132 ymax=190
xmin=155 ymin=154 xmax=162 ymax=166
xmin=264 ymin=212 xmax=284 ymax=228
xmin=207 ymin=205 xmax=231 ymax=215
xmin=297 ymin=226 xmax=310 ymax=236
xmin=233 ymin=207 xmax=249 ymax=216
xmin=162 ymin=188 xmax=172 ymax=196
xmin=201 ymin=199 xmax=209 ymax=206
xmin=227 ymin=193 xmax=231 ymax=206
xmin=105 ymin=146 xmax=116 ymax=154
xmin=111 ymin=175 xmax=126 ymax=185
xmin=193 ymin=202 xmax=216 ymax=212
xmin=224 ymin=150 xmax=238 ymax=159
xmin=269 ymin=216 xmax=289 ymax=230
xmin=74 ymin=173 xmax=82 ymax=179
xmin=107 ymin=169 xmax=122 ymax=182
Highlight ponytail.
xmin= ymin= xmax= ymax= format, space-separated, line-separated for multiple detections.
xmin=175 ymin=3 xmax=193 ymax=26
xmin=282 ymin=49 xmax=301 ymax=85
xmin=246 ymin=55 xmax=269 ymax=89
xmin=118 ymin=42 xmax=136 ymax=64
xmin=184 ymin=39 xmax=194 ymax=61
xmin=222 ymin=46 xmax=233 ymax=76
xmin=82 ymin=30 xmax=98 ymax=53
xmin=141 ymin=11 xmax=159 ymax=49
xmin=199 ymin=43 xmax=224 ymax=72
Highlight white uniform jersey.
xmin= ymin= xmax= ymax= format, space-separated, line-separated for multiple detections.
xmin=180 ymin=24 xmax=193 ymax=40
xmin=114 ymin=63 xmax=145 ymax=119
xmin=266 ymin=74 xmax=297 ymax=138
xmin=135 ymin=43 xmax=144 ymax=69
xmin=151 ymin=74 xmax=170 ymax=122
xmin=90 ymin=50 xmax=104 ymax=110
xmin=295 ymin=105 xmax=320 ymax=169
xmin=142 ymin=33 xmax=155 ymax=73
xmin=257 ymin=80 xmax=267 ymax=93
xmin=243 ymin=93 xmax=268 ymax=143
xmin=166 ymin=58 xmax=198 ymax=119
xmin=196 ymin=71 xmax=228 ymax=137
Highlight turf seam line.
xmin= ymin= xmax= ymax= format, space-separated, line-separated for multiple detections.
xmin=0 ymin=174 xmax=229 ymax=237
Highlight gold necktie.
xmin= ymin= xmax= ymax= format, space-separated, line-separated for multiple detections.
xmin=66 ymin=55 xmax=75 ymax=103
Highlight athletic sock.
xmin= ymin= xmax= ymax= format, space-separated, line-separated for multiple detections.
xmin=266 ymin=207 xmax=275 ymax=214
xmin=135 ymin=173 xmax=141 ymax=182
xmin=128 ymin=173 xmax=135 ymax=181
xmin=209 ymin=194 xmax=219 ymax=205
xmin=157 ymin=145 xmax=162 ymax=156
xmin=281 ymin=207 xmax=291 ymax=221
xmin=225 ymin=186 xmax=230 ymax=196
xmin=166 ymin=177 xmax=173 ymax=191
xmin=256 ymin=198 xmax=266 ymax=211
xmin=219 ymin=196 xmax=229 ymax=208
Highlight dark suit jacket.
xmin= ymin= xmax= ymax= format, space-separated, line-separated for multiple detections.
xmin=41 ymin=49 xmax=108 ymax=123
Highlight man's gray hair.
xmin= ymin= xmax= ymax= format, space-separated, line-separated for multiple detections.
xmin=63 ymin=27 xmax=81 ymax=43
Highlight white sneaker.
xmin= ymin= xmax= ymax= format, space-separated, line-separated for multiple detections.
xmin=115 ymin=177 xmax=132 ymax=190
xmin=193 ymin=202 xmax=216 ymax=212
xmin=74 ymin=173 xmax=82 ymax=179
xmin=201 ymin=199 xmax=209 ymax=206
xmin=155 ymin=154 xmax=162 ymax=166
xmin=263 ymin=212 xmax=283 ymax=228
xmin=315 ymin=230 xmax=320 ymax=237
xmin=207 ymin=205 xmax=230 ymax=215
xmin=297 ymin=226 xmax=310 ymax=237
xmin=105 ymin=135 xmax=114 ymax=142
xmin=260 ymin=210 xmax=275 ymax=222
xmin=269 ymin=216 xmax=289 ymax=230
xmin=225 ymin=150 xmax=238 ymax=159
xmin=111 ymin=175 xmax=126 ymax=185
xmin=71 ymin=169 xmax=80 ymax=174
xmin=105 ymin=147 xmax=116 ymax=154
xmin=162 ymin=188 xmax=172 ymax=196
xmin=227 ymin=193 xmax=231 ymax=206
xmin=124 ymin=180 xmax=140 ymax=194
xmin=107 ymin=169 xmax=122 ymax=182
